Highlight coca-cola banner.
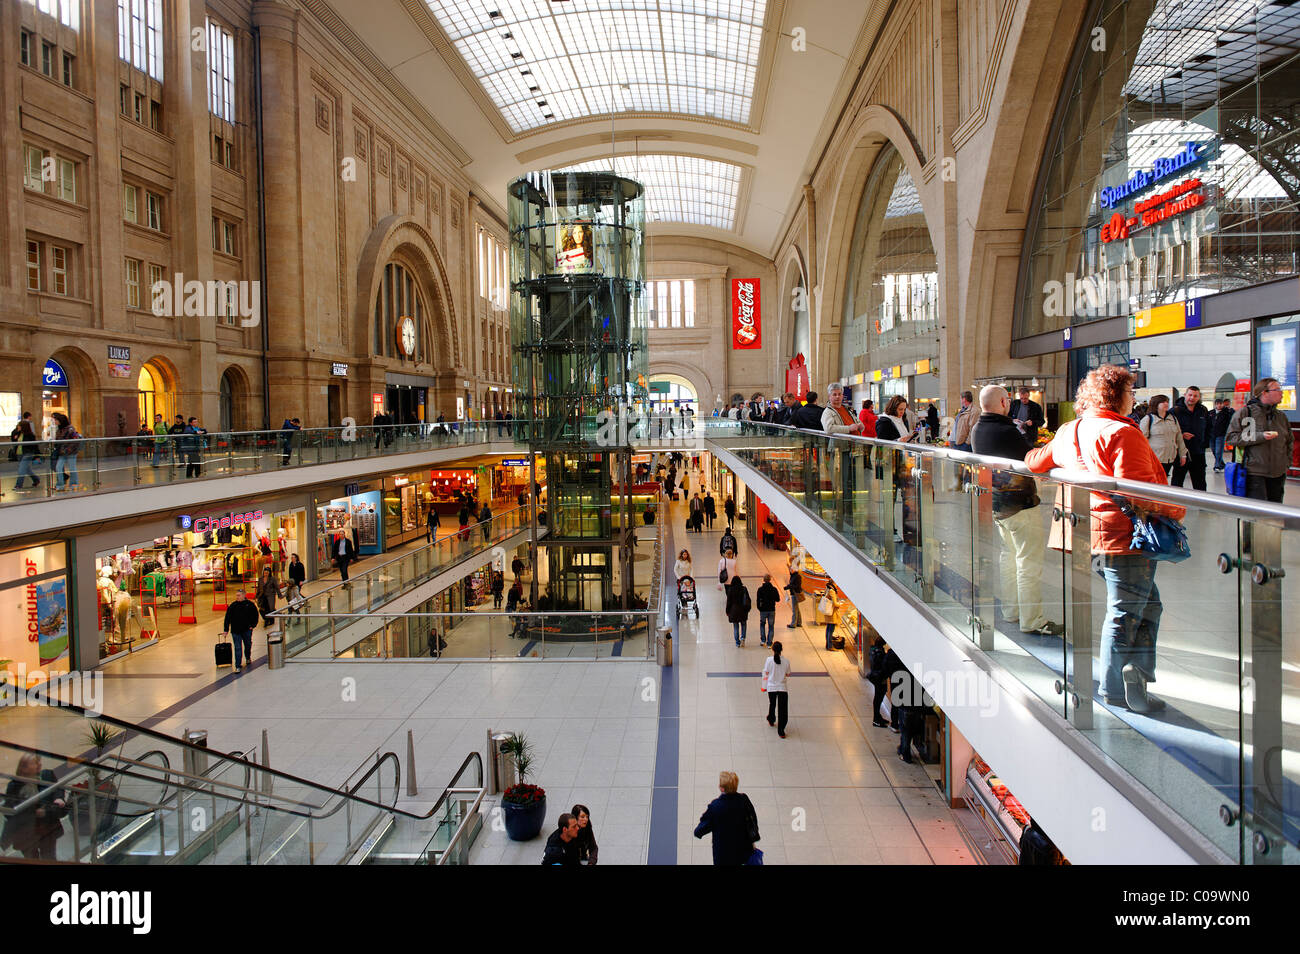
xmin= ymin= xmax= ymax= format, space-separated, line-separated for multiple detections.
xmin=731 ymin=278 xmax=761 ymax=349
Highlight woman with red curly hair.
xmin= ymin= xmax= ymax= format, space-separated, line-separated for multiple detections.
xmin=1025 ymin=364 xmax=1185 ymax=714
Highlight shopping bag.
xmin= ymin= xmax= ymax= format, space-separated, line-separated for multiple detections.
xmin=1224 ymin=448 xmax=1248 ymax=497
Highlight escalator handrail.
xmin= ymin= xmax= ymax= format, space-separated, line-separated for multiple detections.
xmin=13 ymin=705 xmax=476 ymax=823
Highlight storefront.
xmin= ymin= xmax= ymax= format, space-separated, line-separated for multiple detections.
xmin=90 ymin=503 xmax=308 ymax=657
xmin=314 ymin=483 xmax=384 ymax=574
xmin=0 ymin=541 xmax=72 ymax=686
xmin=1013 ymin=0 xmax=1300 ymax=469
xmin=65 ymin=493 xmax=311 ymax=668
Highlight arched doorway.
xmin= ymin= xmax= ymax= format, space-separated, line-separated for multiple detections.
xmin=219 ymin=373 xmax=233 ymax=433
xmin=216 ymin=366 xmax=252 ymax=433
xmin=42 ymin=347 xmax=97 ymax=439
xmin=138 ymin=364 xmax=169 ymax=428
xmin=647 ymin=373 xmax=698 ymax=415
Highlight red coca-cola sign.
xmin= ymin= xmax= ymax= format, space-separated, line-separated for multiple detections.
xmin=731 ymin=279 xmax=761 ymax=349
xmin=785 ymin=353 xmax=809 ymax=402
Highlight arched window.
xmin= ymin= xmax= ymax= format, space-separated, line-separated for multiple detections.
xmin=374 ymin=262 xmax=429 ymax=363
xmin=840 ymin=144 xmax=938 ymax=380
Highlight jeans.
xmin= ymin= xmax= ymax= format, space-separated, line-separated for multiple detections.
xmin=152 ymin=442 xmax=166 ymax=466
xmin=789 ymin=593 xmax=801 ymax=626
xmin=994 ymin=506 xmax=1051 ymax=631
xmin=231 ymin=628 xmax=253 ymax=668
xmin=766 ymin=691 xmax=788 ymax=734
xmin=1171 ymin=450 xmax=1206 ymax=490
xmin=824 ymin=622 xmax=836 ymax=650
xmin=15 ymin=454 xmax=39 ymax=488
xmin=1212 ymin=436 xmax=1226 ymax=470
xmin=1093 ymin=553 xmax=1161 ymax=701
xmin=55 ymin=454 xmax=78 ymax=489
xmin=731 ymin=620 xmax=747 ymax=645
xmin=758 ymin=611 xmax=775 ymax=645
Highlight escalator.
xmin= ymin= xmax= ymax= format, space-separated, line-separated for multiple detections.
xmin=0 ymin=704 xmax=484 ymax=865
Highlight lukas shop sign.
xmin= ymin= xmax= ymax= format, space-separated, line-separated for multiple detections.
xmin=731 ymin=279 xmax=761 ymax=350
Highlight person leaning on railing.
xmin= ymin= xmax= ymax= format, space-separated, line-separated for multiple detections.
xmin=1024 ymin=364 xmax=1185 ymax=715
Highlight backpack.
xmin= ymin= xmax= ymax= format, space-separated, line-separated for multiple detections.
xmin=868 ymin=643 xmax=887 ymax=678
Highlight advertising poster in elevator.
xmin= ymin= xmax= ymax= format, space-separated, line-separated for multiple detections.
xmin=731 ymin=279 xmax=761 ymax=349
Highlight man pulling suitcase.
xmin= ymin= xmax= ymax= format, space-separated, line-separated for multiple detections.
xmin=222 ymin=589 xmax=260 ymax=672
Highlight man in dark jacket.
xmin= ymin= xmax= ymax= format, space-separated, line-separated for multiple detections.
xmin=694 ymin=771 xmax=759 ymax=865
xmin=1211 ymin=398 xmax=1233 ymax=472
xmin=279 ymin=417 xmax=301 ymax=466
xmin=971 ymin=386 xmax=1062 ymax=636
xmin=540 ymin=813 xmax=582 ymax=866
xmin=791 ymin=391 xmax=825 ymax=431
xmin=772 ymin=392 xmax=798 ymax=426
xmin=1171 ymin=386 xmax=1211 ymax=490
xmin=719 ymin=527 xmax=738 ymax=557
xmin=725 ymin=576 xmax=751 ymax=646
xmin=755 ymin=574 xmax=780 ymax=646
xmin=703 ymin=491 xmax=717 ymax=528
xmin=1225 ymin=378 xmax=1295 ymax=503
xmin=10 ymin=411 xmax=41 ymax=490
xmin=222 ymin=590 xmax=260 ymax=671
xmin=1008 ymin=387 xmax=1045 ymax=444
xmin=332 ymin=532 xmax=357 ymax=582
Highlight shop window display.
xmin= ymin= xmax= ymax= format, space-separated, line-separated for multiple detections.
xmin=0 ymin=542 xmax=71 ymax=684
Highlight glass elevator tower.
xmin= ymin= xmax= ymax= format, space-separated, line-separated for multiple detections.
xmin=508 ymin=171 xmax=649 ymax=612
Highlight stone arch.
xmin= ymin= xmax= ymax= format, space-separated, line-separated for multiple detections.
xmin=138 ymin=354 xmax=184 ymax=424
xmin=355 ymin=215 xmax=461 ymax=369
xmin=773 ymin=244 xmax=809 ymax=389
xmin=814 ymin=105 xmax=935 ymax=383
xmin=646 ymin=360 xmax=718 ymax=414
xmin=218 ymin=364 xmax=254 ymax=432
xmin=45 ymin=345 xmax=100 ymax=435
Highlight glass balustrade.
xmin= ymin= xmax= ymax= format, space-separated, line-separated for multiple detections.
xmin=0 ymin=705 xmax=480 ymax=865
xmin=0 ymin=421 xmax=520 ymax=504
xmin=713 ymin=422 xmax=1298 ymax=864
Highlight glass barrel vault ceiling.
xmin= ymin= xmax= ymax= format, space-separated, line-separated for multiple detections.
xmin=556 ymin=155 xmax=742 ymax=229
xmin=423 ymin=0 xmax=768 ymax=133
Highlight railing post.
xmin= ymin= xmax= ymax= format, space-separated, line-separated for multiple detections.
xmin=406 ymin=729 xmax=418 ymax=797
xmin=1066 ymin=483 xmax=1094 ymax=729
xmin=972 ymin=463 xmax=996 ymax=651
xmin=1245 ymin=518 xmax=1284 ymax=864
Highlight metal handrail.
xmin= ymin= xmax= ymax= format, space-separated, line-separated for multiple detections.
xmin=276 ymin=503 xmax=533 ymax=613
xmin=5 ymin=706 xmax=460 ymax=824
xmin=719 ymin=421 xmax=1300 ymax=527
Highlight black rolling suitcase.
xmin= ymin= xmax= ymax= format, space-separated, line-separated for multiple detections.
xmin=215 ymin=637 xmax=233 ymax=668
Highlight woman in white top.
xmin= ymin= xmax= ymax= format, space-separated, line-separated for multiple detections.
xmin=1139 ymin=394 xmax=1188 ymax=477
xmin=717 ymin=548 xmax=738 ymax=590
xmin=763 ymin=641 xmax=792 ymax=737
xmin=673 ymin=549 xmax=693 ymax=580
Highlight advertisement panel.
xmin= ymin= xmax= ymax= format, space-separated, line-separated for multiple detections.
xmin=731 ymin=279 xmax=761 ymax=349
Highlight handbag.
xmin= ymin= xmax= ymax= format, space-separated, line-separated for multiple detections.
xmin=1224 ymin=448 xmax=1248 ymax=497
xmin=817 ymin=595 xmax=833 ymax=616
xmin=746 ymin=847 xmax=764 ymax=866
xmin=719 ymin=568 xmax=728 ymax=584
xmin=1072 ymin=423 xmax=1190 ymax=563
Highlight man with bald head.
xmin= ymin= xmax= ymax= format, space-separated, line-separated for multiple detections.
xmin=971 ymin=385 xmax=1063 ymax=636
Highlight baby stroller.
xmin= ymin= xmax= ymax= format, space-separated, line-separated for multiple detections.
xmin=676 ymin=575 xmax=699 ymax=620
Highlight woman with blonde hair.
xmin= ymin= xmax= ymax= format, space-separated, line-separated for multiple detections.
xmin=693 ymin=771 xmax=761 ymax=865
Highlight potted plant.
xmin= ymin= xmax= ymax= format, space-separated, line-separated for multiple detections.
xmin=499 ymin=733 xmax=546 ymax=841
xmin=72 ymin=720 xmax=121 ymax=838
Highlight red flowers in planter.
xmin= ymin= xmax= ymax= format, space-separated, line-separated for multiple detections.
xmin=502 ymin=783 xmax=545 ymax=806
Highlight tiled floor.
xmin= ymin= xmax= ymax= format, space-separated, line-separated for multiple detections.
xmin=6 ymin=477 xmax=987 ymax=865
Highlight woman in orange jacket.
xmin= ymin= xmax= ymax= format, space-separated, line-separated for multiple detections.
xmin=1025 ymin=364 xmax=1185 ymax=714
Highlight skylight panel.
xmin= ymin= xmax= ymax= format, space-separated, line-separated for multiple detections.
xmin=557 ymin=154 xmax=743 ymax=229
xmin=424 ymin=0 xmax=768 ymax=133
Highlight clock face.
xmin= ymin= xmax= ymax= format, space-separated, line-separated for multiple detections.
xmin=397 ymin=316 xmax=416 ymax=356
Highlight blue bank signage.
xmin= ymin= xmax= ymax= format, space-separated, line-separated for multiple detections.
xmin=1098 ymin=141 xmax=1213 ymax=210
